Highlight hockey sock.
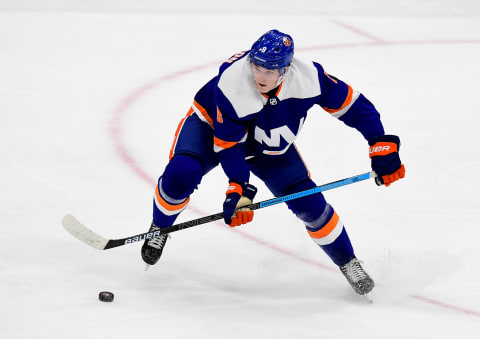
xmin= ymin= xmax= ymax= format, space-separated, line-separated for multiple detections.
xmin=284 ymin=180 xmax=355 ymax=266
xmin=153 ymin=154 xmax=203 ymax=227
xmin=306 ymin=205 xmax=355 ymax=266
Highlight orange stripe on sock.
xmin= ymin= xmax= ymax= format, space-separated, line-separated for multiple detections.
xmin=307 ymin=212 xmax=340 ymax=239
xmin=155 ymin=185 xmax=189 ymax=212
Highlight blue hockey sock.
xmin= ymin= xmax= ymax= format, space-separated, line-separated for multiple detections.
xmin=319 ymin=228 xmax=355 ymax=266
xmin=284 ymin=180 xmax=355 ymax=266
xmin=153 ymin=154 xmax=203 ymax=227
xmin=305 ymin=205 xmax=355 ymax=266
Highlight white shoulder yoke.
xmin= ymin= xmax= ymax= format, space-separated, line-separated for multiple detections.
xmin=217 ymin=56 xmax=322 ymax=119
xmin=217 ymin=56 xmax=265 ymax=119
xmin=278 ymin=57 xmax=321 ymax=101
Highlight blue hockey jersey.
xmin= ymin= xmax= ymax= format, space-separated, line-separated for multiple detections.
xmin=190 ymin=51 xmax=385 ymax=184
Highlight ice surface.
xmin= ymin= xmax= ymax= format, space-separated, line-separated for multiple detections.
xmin=1 ymin=1 xmax=480 ymax=338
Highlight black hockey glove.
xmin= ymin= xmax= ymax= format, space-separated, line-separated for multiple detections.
xmin=369 ymin=134 xmax=406 ymax=186
xmin=223 ymin=181 xmax=257 ymax=227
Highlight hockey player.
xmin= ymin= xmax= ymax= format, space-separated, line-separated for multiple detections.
xmin=141 ymin=29 xmax=405 ymax=295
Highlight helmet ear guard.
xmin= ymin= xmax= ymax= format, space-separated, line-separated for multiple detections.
xmin=249 ymin=29 xmax=294 ymax=70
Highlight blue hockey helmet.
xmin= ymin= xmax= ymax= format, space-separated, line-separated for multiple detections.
xmin=249 ymin=29 xmax=294 ymax=70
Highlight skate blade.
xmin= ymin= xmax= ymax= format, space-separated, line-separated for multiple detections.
xmin=363 ymin=293 xmax=373 ymax=303
xmin=351 ymin=291 xmax=373 ymax=303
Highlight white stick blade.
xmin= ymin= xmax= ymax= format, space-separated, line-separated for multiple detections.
xmin=62 ymin=214 xmax=108 ymax=250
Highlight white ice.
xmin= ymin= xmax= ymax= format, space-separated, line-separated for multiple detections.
xmin=1 ymin=1 xmax=480 ymax=338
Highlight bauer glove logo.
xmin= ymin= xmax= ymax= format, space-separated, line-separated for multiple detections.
xmin=370 ymin=145 xmax=390 ymax=154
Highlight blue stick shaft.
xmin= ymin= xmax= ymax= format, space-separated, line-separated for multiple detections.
xmin=257 ymin=171 xmax=375 ymax=209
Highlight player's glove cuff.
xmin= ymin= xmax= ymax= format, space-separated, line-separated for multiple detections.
xmin=368 ymin=134 xmax=400 ymax=154
xmin=369 ymin=135 xmax=405 ymax=186
xmin=223 ymin=181 xmax=257 ymax=226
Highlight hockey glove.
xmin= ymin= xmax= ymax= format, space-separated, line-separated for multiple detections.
xmin=369 ymin=134 xmax=406 ymax=186
xmin=223 ymin=181 xmax=257 ymax=227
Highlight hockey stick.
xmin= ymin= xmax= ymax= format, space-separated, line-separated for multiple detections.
xmin=62 ymin=171 xmax=376 ymax=250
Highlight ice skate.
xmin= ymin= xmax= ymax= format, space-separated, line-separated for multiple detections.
xmin=141 ymin=223 xmax=169 ymax=270
xmin=339 ymin=258 xmax=375 ymax=295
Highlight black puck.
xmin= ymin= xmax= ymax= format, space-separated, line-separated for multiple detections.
xmin=98 ymin=291 xmax=114 ymax=302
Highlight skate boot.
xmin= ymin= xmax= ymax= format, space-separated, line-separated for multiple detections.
xmin=141 ymin=223 xmax=169 ymax=269
xmin=339 ymin=258 xmax=375 ymax=295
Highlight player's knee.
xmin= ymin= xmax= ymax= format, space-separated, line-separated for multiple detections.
xmin=284 ymin=179 xmax=327 ymax=223
xmin=161 ymin=154 xmax=204 ymax=200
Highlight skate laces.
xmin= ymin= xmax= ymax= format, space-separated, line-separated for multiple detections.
xmin=147 ymin=225 xmax=168 ymax=249
xmin=341 ymin=259 xmax=367 ymax=283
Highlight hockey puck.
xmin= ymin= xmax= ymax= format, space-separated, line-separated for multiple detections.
xmin=98 ymin=291 xmax=114 ymax=302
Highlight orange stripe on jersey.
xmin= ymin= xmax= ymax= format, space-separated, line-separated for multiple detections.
xmin=323 ymin=84 xmax=353 ymax=114
xmin=324 ymin=71 xmax=338 ymax=84
xmin=193 ymin=100 xmax=213 ymax=127
xmin=369 ymin=142 xmax=398 ymax=157
xmin=307 ymin=212 xmax=340 ymax=239
xmin=169 ymin=107 xmax=194 ymax=160
xmin=214 ymin=136 xmax=238 ymax=150
xmin=260 ymin=82 xmax=283 ymax=99
xmin=293 ymin=143 xmax=311 ymax=178
xmin=275 ymin=82 xmax=283 ymax=97
xmin=155 ymin=185 xmax=190 ymax=212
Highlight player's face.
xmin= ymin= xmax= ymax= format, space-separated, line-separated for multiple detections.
xmin=251 ymin=64 xmax=281 ymax=93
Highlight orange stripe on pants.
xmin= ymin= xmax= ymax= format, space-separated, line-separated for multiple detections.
xmin=169 ymin=107 xmax=194 ymax=160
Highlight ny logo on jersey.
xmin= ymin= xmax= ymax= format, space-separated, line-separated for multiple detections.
xmin=254 ymin=118 xmax=305 ymax=153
